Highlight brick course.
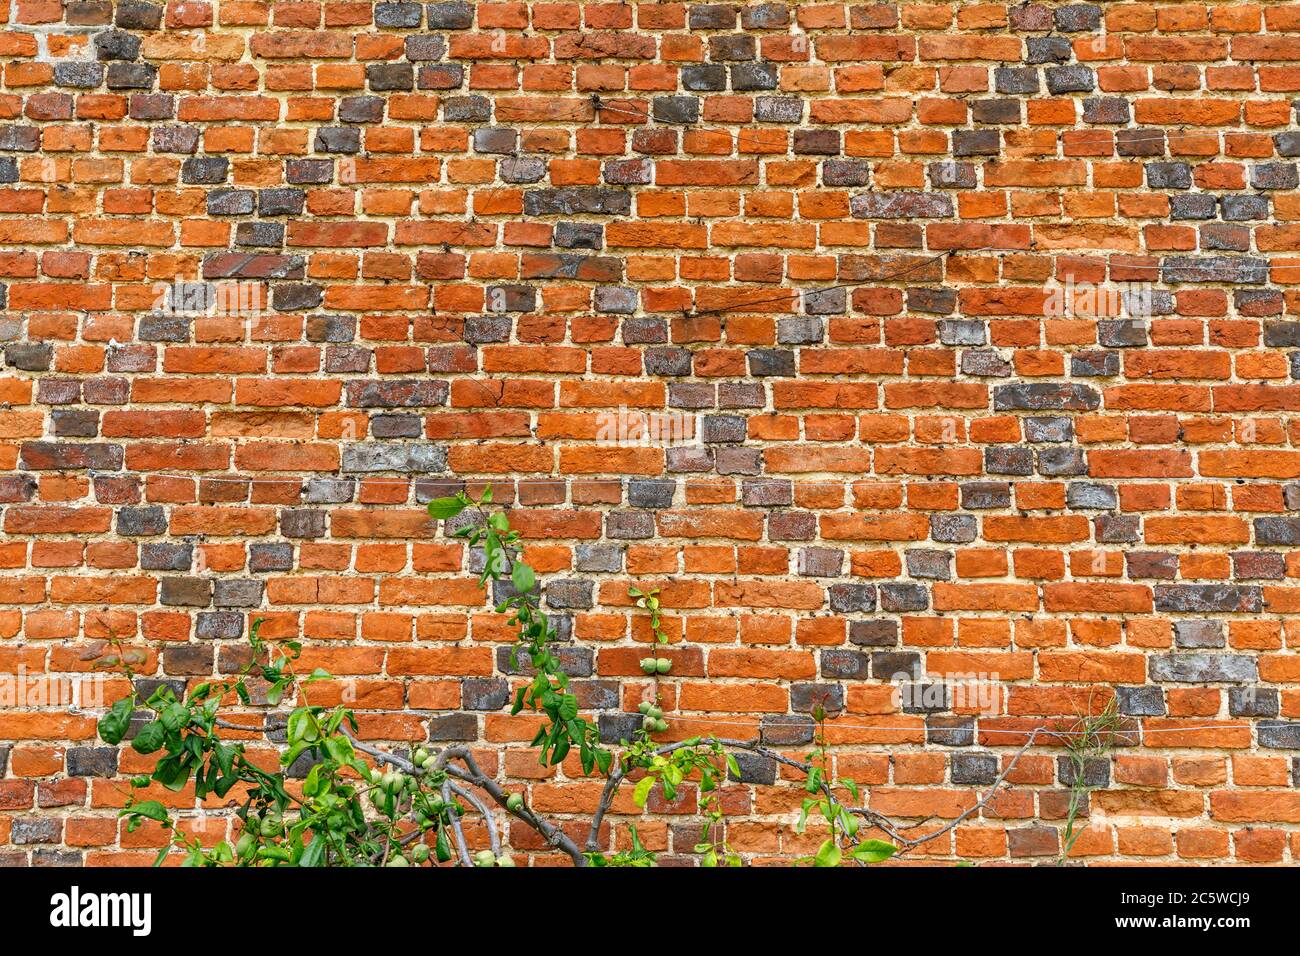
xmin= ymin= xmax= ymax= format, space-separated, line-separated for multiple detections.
xmin=1 ymin=0 xmax=1300 ymax=864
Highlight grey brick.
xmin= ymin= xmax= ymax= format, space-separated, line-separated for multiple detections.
xmin=1025 ymin=416 xmax=1074 ymax=443
xmin=1117 ymin=685 xmax=1165 ymax=716
xmin=951 ymin=752 xmax=999 ymax=785
xmin=994 ymin=382 xmax=1100 ymax=411
xmin=1058 ymin=756 xmax=1109 ymax=788
xmin=653 ymin=95 xmax=699 ymax=124
xmin=798 ymin=547 xmax=843 ymax=577
xmin=462 ymin=678 xmax=510 ymax=711
xmin=753 ymin=96 xmax=802 ymax=123
xmin=851 ymin=192 xmax=953 ymax=219
xmin=938 ymin=320 xmax=985 ymax=346
xmin=1229 ymin=688 xmax=1278 ymax=718
xmin=213 ymin=579 xmax=264 ymax=608
xmin=1149 ymin=654 xmax=1258 ymax=683
xmin=778 ymin=316 xmax=825 ymax=343
xmin=1067 ymin=482 xmax=1116 ymax=510
xmin=791 ymin=683 xmax=843 ymax=715
xmin=817 ymin=649 xmax=866 ymax=680
xmin=116 ymin=506 xmax=167 ymax=536
xmin=1054 ymin=4 xmax=1101 ymax=31
xmin=906 ymin=549 xmax=950 ymax=581
xmin=197 ymin=612 xmax=244 ymax=639
xmin=927 ymin=716 xmax=974 ymax=747
xmin=1145 ymin=162 xmax=1192 ymax=189
xmin=994 ymin=67 xmax=1039 ymax=95
xmin=181 ymin=157 xmax=228 ymax=184
xmin=425 ymin=1 xmax=472 ymax=28
xmin=628 ymin=478 xmax=675 ymax=508
xmin=761 ymin=714 xmax=815 ymax=746
xmin=67 ymin=748 xmax=117 ymax=777
xmin=545 ymin=579 xmax=594 ymax=610
xmin=844 ymin=620 xmax=896 ymax=653
xmin=575 ymin=544 xmax=623 ymax=573
xmin=160 ymin=577 xmax=211 ymax=607
xmin=1259 ymin=721 xmax=1300 ymax=749
xmin=598 ymin=712 xmax=642 ymax=745
xmin=1026 ymin=36 xmax=1071 ymax=64
xmin=879 ymin=583 xmax=928 ymax=612
xmin=1153 ymin=585 xmax=1263 ymax=613
xmin=828 ymin=583 xmax=875 ymax=613
xmin=1161 ymin=256 xmax=1268 ymax=285
xmin=428 ymin=713 xmax=477 ymax=741
xmin=1222 ymin=194 xmax=1270 ymax=221
xmin=700 ymin=414 xmax=746 ymax=443
xmin=1251 ymin=163 xmax=1298 ymax=190
xmin=141 ymin=543 xmax=192 ymax=571
xmin=746 ymin=348 xmax=794 ymax=376
xmin=932 ymin=514 xmax=977 ymax=543
xmin=55 ymin=62 xmax=105 ymax=88
xmin=115 ymin=0 xmax=162 ymax=29
xmin=12 ymin=819 xmax=61 ymax=845
xmin=375 ymin=2 xmax=422 ymax=26
xmin=682 ymin=64 xmax=727 ymax=91
xmin=985 ymin=445 xmax=1034 ymax=475
xmin=94 ymin=30 xmax=141 ymax=61
xmin=1255 ymin=517 xmax=1300 ymax=546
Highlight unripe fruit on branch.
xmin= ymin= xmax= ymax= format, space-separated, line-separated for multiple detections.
xmin=506 ymin=793 xmax=524 ymax=813
xmin=474 ymin=849 xmax=496 ymax=867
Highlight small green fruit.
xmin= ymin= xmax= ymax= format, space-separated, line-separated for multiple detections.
xmin=654 ymin=718 xmax=669 ymax=732
xmin=647 ymin=706 xmax=663 ymax=719
xmin=474 ymin=849 xmax=496 ymax=868
xmin=496 ymin=854 xmax=515 ymax=867
xmin=411 ymin=845 xmax=430 ymax=863
xmin=413 ymin=748 xmax=429 ymax=766
xmin=235 ymin=833 xmax=255 ymax=856
xmin=637 ymin=701 xmax=652 ymax=715
xmin=386 ymin=854 xmax=409 ymax=867
xmin=639 ymin=657 xmax=657 ymax=675
xmin=506 ymin=793 xmax=524 ymax=813
xmin=655 ymin=658 xmax=672 ymax=674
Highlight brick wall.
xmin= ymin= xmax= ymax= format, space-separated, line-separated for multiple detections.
xmin=2 ymin=0 xmax=1300 ymax=865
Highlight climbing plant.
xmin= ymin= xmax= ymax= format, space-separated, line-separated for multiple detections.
xmin=95 ymin=485 xmax=1038 ymax=867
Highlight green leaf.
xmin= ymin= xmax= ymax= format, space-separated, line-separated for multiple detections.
xmin=632 ymin=775 xmax=655 ymax=808
xmin=427 ymin=496 xmax=467 ymax=520
xmin=98 ymin=695 xmax=134 ymax=745
xmin=511 ymin=561 xmax=536 ymax=594
xmin=813 ymin=839 xmax=842 ymax=868
xmin=849 ymin=839 xmax=897 ymax=864
xmin=298 ymin=837 xmax=326 ymax=868
xmin=127 ymin=800 xmax=171 ymax=824
xmin=130 ymin=720 xmax=166 ymax=754
xmin=160 ymin=702 xmax=189 ymax=732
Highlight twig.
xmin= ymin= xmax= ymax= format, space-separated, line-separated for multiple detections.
xmin=442 ymin=781 xmax=472 ymax=867
xmin=878 ymin=728 xmax=1043 ymax=854
xmin=449 ymin=781 xmax=500 ymax=856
